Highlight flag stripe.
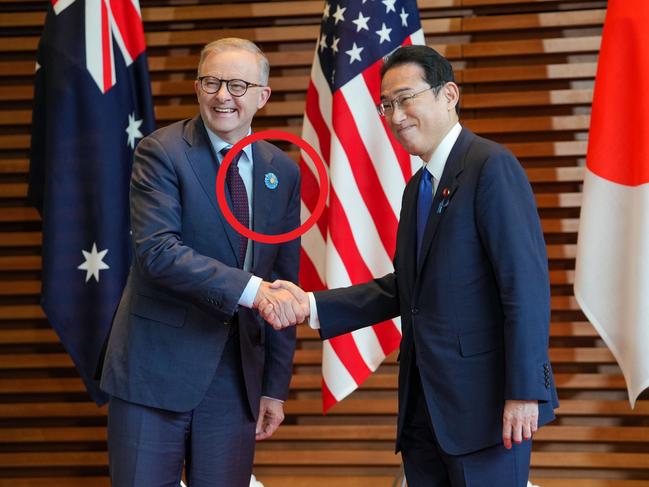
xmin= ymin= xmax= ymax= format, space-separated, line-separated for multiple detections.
xmin=332 ymin=90 xmax=398 ymax=257
xmin=361 ymin=59 xmax=413 ymax=184
xmin=299 ymin=249 xmax=325 ymax=292
xmin=321 ymin=377 xmax=337 ymax=412
xmin=372 ymin=319 xmax=402 ymax=355
xmin=326 ymin=189 xmax=374 ymax=283
xmin=299 ymin=112 xmax=329 ymax=238
xmin=312 ymin=61 xmax=393 ymax=276
xmin=321 ymin=340 xmax=364 ymax=401
xmin=341 ymin=74 xmax=406 ymax=218
xmin=351 ymin=326 xmax=386 ymax=367
xmin=328 ymin=334 xmax=372 ymax=385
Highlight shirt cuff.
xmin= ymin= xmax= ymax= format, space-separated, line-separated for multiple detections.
xmin=307 ymin=292 xmax=320 ymax=329
xmin=238 ymin=275 xmax=262 ymax=308
xmin=261 ymin=395 xmax=284 ymax=404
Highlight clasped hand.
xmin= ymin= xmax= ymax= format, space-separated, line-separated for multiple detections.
xmin=253 ymin=280 xmax=309 ymax=330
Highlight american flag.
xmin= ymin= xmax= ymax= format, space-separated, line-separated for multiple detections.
xmin=28 ymin=0 xmax=155 ymax=404
xmin=299 ymin=0 xmax=424 ymax=412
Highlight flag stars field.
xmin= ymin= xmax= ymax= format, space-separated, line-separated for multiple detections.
xmin=318 ymin=1 xmax=415 ymax=93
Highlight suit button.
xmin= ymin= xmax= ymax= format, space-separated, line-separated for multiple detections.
xmin=411 ymin=307 xmax=419 ymax=315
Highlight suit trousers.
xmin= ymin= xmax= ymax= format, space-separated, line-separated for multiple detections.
xmin=107 ymin=330 xmax=256 ymax=487
xmin=401 ymin=364 xmax=532 ymax=487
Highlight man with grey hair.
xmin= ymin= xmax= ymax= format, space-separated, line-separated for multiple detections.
xmin=100 ymin=37 xmax=305 ymax=486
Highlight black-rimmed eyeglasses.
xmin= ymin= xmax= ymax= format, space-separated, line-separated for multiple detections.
xmin=377 ymin=85 xmax=441 ymax=117
xmin=197 ymin=76 xmax=266 ymax=97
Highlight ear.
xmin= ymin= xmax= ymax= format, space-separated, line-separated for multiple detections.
xmin=444 ymin=82 xmax=460 ymax=112
xmin=194 ymin=79 xmax=201 ymax=100
xmin=257 ymin=86 xmax=272 ymax=110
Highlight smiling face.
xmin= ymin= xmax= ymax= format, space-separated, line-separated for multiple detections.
xmin=194 ymin=48 xmax=271 ymax=144
xmin=380 ymin=63 xmax=459 ymax=162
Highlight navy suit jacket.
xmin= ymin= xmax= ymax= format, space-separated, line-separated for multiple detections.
xmin=100 ymin=115 xmax=299 ymax=418
xmin=315 ymin=128 xmax=559 ymax=455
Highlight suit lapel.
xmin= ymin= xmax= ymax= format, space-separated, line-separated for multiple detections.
xmin=184 ymin=116 xmax=241 ymax=264
xmin=416 ymin=128 xmax=473 ymax=277
xmin=251 ymin=141 xmax=276 ymax=270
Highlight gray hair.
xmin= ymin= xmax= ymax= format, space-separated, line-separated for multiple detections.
xmin=197 ymin=38 xmax=270 ymax=85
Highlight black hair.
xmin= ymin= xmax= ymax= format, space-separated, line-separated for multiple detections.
xmin=380 ymin=45 xmax=460 ymax=115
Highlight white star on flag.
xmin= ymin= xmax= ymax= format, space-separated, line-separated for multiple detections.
xmin=382 ymin=0 xmax=396 ymax=13
xmin=352 ymin=11 xmax=370 ymax=32
xmin=332 ymin=5 xmax=346 ymax=24
xmin=319 ymin=33 xmax=328 ymax=52
xmin=78 ymin=243 xmax=110 ymax=283
xmin=399 ymin=7 xmax=409 ymax=26
xmin=125 ymin=112 xmax=144 ymax=149
xmin=345 ymin=42 xmax=364 ymax=64
xmin=322 ymin=2 xmax=330 ymax=20
xmin=331 ymin=36 xmax=340 ymax=54
xmin=376 ymin=23 xmax=392 ymax=43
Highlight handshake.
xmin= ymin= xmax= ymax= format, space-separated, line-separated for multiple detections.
xmin=253 ymin=280 xmax=310 ymax=330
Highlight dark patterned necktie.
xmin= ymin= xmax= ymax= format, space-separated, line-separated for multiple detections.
xmin=220 ymin=147 xmax=249 ymax=267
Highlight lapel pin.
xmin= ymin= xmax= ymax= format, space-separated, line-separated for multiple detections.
xmin=437 ymin=187 xmax=451 ymax=214
xmin=264 ymin=172 xmax=279 ymax=190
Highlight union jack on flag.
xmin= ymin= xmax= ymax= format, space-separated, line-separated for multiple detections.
xmin=52 ymin=0 xmax=147 ymax=93
xmin=299 ymin=0 xmax=424 ymax=412
xmin=28 ymin=0 xmax=154 ymax=404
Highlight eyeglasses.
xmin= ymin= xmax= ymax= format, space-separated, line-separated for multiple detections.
xmin=377 ymin=85 xmax=440 ymax=117
xmin=197 ymin=76 xmax=266 ymax=97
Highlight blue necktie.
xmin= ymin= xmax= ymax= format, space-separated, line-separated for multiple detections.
xmin=221 ymin=147 xmax=249 ymax=267
xmin=416 ymin=168 xmax=433 ymax=262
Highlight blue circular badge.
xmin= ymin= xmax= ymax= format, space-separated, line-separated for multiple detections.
xmin=264 ymin=172 xmax=279 ymax=190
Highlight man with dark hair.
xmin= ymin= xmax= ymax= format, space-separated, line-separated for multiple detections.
xmin=100 ymin=38 xmax=305 ymax=486
xmin=266 ymin=44 xmax=558 ymax=486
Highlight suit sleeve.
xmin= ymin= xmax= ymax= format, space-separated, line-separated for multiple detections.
xmin=475 ymin=150 xmax=553 ymax=402
xmin=314 ymin=273 xmax=401 ymax=340
xmin=261 ymin=161 xmax=300 ymax=400
xmin=129 ymin=134 xmax=251 ymax=321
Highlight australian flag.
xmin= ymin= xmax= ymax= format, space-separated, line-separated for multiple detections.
xmin=28 ymin=0 xmax=155 ymax=405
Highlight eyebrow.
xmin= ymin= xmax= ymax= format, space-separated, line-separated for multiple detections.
xmin=379 ymin=87 xmax=415 ymax=100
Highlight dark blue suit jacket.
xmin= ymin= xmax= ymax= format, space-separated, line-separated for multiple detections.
xmin=101 ymin=116 xmax=299 ymax=418
xmin=315 ymin=128 xmax=559 ymax=455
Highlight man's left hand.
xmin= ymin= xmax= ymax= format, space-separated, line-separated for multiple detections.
xmin=502 ymin=400 xmax=538 ymax=449
xmin=256 ymin=397 xmax=285 ymax=441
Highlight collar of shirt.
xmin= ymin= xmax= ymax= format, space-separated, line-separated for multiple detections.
xmin=424 ymin=122 xmax=462 ymax=191
xmin=204 ymin=126 xmax=254 ymax=166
